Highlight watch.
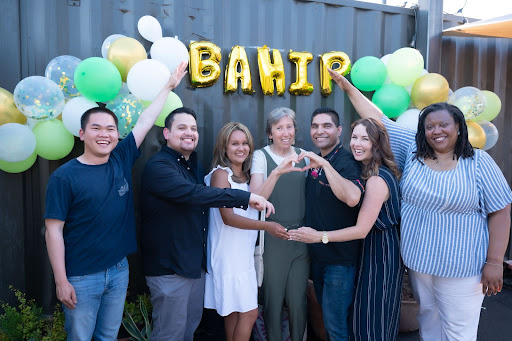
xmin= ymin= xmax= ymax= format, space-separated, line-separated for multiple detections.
xmin=322 ymin=231 xmax=329 ymax=244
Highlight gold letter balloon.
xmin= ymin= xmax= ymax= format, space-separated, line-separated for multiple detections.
xmin=107 ymin=37 xmax=147 ymax=82
xmin=257 ymin=46 xmax=286 ymax=96
xmin=189 ymin=41 xmax=222 ymax=88
xmin=288 ymin=50 xmax=313 ymax=96
xmin=224 ymin=46 xmax=254 ymax=94
xmin=320 ymin=52 xmax=351 ymax=96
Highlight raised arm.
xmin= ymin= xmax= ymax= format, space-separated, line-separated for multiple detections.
xmin=45 ymin=218 xmax=77 ymax=309
xmin=327 ymin=68 xmax=383 ymax=120
xmin=131 ymin=61 xmax=188 ymax=147
xmin=300 ymin=151 xmax=361 ymax=207
xmin=482 ymin=204 xmax=511 ymax=296
xmin=289 ymin=176 xmax=389 ymax=243
xmin=211 ymin=169 xmax=288 ymax=239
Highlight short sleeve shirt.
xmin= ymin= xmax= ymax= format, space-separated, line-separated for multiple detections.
xmin=44 ymin=133 xmax=141 ymax=276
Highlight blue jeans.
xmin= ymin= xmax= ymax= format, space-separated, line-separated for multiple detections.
xmin=311 ymin=263 xmax=356 ymax=341
xmin=63 ymin=257 xmax=129 ymax=341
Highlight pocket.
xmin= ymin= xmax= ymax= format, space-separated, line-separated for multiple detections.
xmin=116 ymin=257 xmax=129 ymax=270
xmin=67 ymin=274 xmax=88 ymax=283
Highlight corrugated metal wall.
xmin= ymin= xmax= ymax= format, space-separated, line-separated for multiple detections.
xmin=1 ymin=0 xmax=511 ymax=308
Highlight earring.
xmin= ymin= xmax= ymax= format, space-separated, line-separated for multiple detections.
xmin=269 ymin=138 xmax=273 ymax=144
xmin=458 ymin=131 xmax=460 ymax=136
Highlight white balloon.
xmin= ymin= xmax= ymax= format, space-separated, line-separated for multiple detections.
xmin=380 ymin=54 xmax=392 ymax=66
xmin=0 ymin=123 xmax=37 ymax=162
xmin=395 ymin=108 xmax=421 ymax=132
xmin=62 ymin=97 xmax=98 ymax=136
xmin=150 ymin=37 xmax=189 ymax=74
xmin=138 ymin=15 xmax=163 ymax=43
xmin=101 ymin=34 xmax=126 ymax=58
xmin=127 ymin=60 xmax=171 ymax=101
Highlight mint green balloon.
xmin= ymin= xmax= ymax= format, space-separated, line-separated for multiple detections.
xmin=0 ymin=151 xmax=37 ymax=173
xmin=33 ymin=119 xmax=75 ymax=160
xmin=351 ymin=56 xmax=387 ymax=91
xmin=372 ymin=84 xmax=410 ymax=118
xmin=74 ymin=57 xmax=122 ymax=102
xmin=155 ymin=91 xmax=184 ymax=127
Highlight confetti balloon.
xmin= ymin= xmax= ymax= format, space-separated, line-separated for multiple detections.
xmin=32 ymin=119 xmax=75 ymax=160
xmin=45 ymin=55 xmax=82 ymax=99
xmin=0 ymin=87 xmax=27 ymax=126
xmin=13 ymin=76 xmax=65 ymax=120
xmin=448 ymin=87 xmax=486 ymax=120
xmin=106 ymin=94 xmax=144 ymax=139
xmin=0 ymin=151 xmax=37 ymax=173
xmin=0 ymin=123 xmax=36 ymax=162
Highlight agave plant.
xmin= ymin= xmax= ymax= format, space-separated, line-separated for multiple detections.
xmin=122 ymin=299 xmax=152 ymax=341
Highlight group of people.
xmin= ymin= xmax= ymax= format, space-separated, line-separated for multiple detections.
xmin=43 ymin=61 xmax=511 ymax=341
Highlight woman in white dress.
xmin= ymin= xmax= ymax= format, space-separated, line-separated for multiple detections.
xmin=204 ymin=122 xmax=289 ymax=341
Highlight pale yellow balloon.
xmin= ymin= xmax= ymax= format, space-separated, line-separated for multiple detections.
xmin=411 ymin=73 xmax=449 ymax=109
xmin=107 ymin=37 xmax=147 ymax=82
xmin=0 ymin=87 xmax=27 ymax=126
xmin=466 ymin=121 xmax=486 ymax=149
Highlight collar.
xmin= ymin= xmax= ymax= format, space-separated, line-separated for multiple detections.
xmin=161 ymin=145 xmax=197 ymax=165
xmin=322 ymin=142 xmax=343 ymax=161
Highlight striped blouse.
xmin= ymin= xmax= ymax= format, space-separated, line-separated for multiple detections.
xmin=382 ymin=116 xmax=512 ymax=277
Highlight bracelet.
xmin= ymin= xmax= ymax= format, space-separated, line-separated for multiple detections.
xmin=485 ymin=261 xmax=504 ymax=269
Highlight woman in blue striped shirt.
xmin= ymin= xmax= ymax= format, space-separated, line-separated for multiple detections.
xmin=328 ymin=68 xmax=512 ymax=341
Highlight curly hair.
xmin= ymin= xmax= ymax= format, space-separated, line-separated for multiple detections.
xmin=413 ymin=102 xmax=474 ymax=162
xmin=351 ymin=118 xmax=401 ymax=180
xmin=211 ymin=122 xmax=254 ymax=183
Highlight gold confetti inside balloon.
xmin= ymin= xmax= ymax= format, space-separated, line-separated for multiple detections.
xmin=448 ymin=86 xmax=486 ymax=120
xmin=0 ymin=87 xmax=27 ymax=126
xmin=224 ymin=46 xmax=254 ymax=94
xmin=320 ymin=52 xmax=351 ymax=96
xmin=45 ymin=55 xmax=82 ymax=99
xmin=288 ymin=50 xmax=313 ymax=96
xmin=106 ymin=94 xmax=144 ymax=139
xmin=466 ymin=120 xmax=486 ymax=149
xmin=108 ymin=37 xmax=147 ymax=82
xmin=189 ymin=41 xmax=222 ymax=88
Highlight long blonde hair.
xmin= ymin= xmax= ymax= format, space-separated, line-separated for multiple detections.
xmin=211 ymin=122 xmax=254 ymax=183
xmin=351 ymin=118 xmax=401 ymax=180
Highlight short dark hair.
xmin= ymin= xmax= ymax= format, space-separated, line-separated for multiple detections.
xmin=81 ymin=107 xmax=118 ymax=131
xmin=311 ymin=107 xmax=340 ymax=127
xmin=164 ymin=107 xmax=197 ymax=129
xmin=414 ymin=102 xmax=474 ymax=161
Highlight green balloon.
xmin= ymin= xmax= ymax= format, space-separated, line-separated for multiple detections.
xmin=74 ymin=57 xmax=122 ymax=102
xmin=33 ymin=119 xmax=75 ymax=160
xmin=478 ymin=90 xmax=501 ymax=122
xmin=0 ymin=151 xmax=37 ymax=173
xmin=372 ymin=84 xmax=410 ymax=118
xmin=351 ymin=56 xmax=387 ymax=91
xmin=155 ymin=91 xmax=184 ymax=127
xmin=387 ymin=48 xmax=424 ymax=86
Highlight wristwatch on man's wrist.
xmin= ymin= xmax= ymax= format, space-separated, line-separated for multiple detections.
xmin=322 ymin=231 xmax=329 ymax=244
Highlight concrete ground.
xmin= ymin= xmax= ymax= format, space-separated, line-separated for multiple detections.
xmin=195 ymin=272 xmax=512 ymax=340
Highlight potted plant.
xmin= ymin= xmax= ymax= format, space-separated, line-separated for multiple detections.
xmin=399 ymin=269 xmax=420 ymax=332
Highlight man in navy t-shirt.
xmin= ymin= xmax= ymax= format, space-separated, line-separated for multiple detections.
xmin=43 ymin=62 xmax=188 ymax=340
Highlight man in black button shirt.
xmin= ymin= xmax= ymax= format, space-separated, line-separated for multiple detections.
xmin=140 ymin=107 xmax=272 ymax=341
xmin=299 ymin=107 xmax=364 ymax=340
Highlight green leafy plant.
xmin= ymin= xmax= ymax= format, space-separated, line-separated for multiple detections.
xmin=0 ymin=286 xmax=66 ymax=341
xmin=122 ymin=294 xmax=152 ymax=341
